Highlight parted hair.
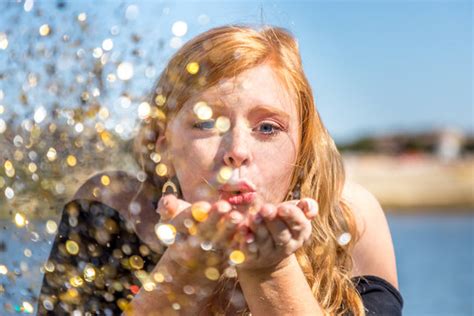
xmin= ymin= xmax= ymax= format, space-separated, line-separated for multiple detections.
xmin=134 ymin=24 xmax=365 ymax=315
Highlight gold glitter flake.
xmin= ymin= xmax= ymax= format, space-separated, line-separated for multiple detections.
xmin=155 ymin=163 xmax=167 ymax=177
xmin=186 ymin=62 xmax=199 ymax=75
xmin=66 ymin=240 xmax=80 ymax=255
xmin=66 ymin=155 xmax=77 ymax=167
xmin=14 ymin=213 xmax=26 ymax=227
xmin=154 ymin=94 xmax=166 ymax=107
xmin=46 ymin=220 xmax=58 ymax=234
xmin=217 ymin=166 xmax=233 ymax=184
xmin=204 ymin=267 xmax=220 ymax=281
xmin=100 ymin=175 xmax=110 ymax=186
xmin=70 ymin=276 xmax=84 ymax=287
xmin=39 ymin=24 xmax=51 ymax=37
xmin=129 ymin=255 xmax=144 ymax=270
xmin=229 ymin=250 xmax=245 ymax=265
xmin=191 ymin=202 xmax=209 ymax=222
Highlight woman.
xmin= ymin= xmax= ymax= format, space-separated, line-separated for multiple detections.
xmin=38 ymin=25 xmax=403 ymax=315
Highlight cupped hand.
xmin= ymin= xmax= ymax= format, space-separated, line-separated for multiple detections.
xmin=155 ymin=194 xmax=246 ymax=270
xmin=234 ymin=198 xmax=319 ymax=271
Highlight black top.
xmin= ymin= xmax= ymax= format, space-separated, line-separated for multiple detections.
xmin=37 ymin=199 xmax=403 ymax=315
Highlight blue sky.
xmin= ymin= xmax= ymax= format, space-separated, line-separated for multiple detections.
xmin=0 ymin=0 xmax=472 ymax=143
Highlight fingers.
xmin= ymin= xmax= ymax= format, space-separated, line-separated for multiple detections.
xmin=277 ymin=203 xmax=311 ymax=241
xmin=198 ymin=200 xmax=232 ymax=239
xmin=296 ymin=198 xmax=319 ymax=219
xmin=211 ymin=210 xmax=244 ymax=248
xmin=260 ymin=204 xmax=292 ymax=249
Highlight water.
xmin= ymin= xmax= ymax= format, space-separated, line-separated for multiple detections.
xmin=0 ymin=212 xmax=473 ymax=315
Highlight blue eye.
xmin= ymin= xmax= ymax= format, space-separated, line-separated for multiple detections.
xmin=257 ymin=123 xmax=281 ymax=136
xmin=193 ymin=120 xmax=215 ymax=130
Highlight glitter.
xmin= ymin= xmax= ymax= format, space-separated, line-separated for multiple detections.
xmin=117 ymin=62 xmax=134 ymax=80
xmin=98 ymin=107 xmax=109 ymax=120
xmin=74 ymin=122 xmax=84 ymax=133
xmin=14 ymin=213 xmax=26 ymax=226
xmin=107 ymin=73 xmax=116 ymax=82
xmin=66 ymin=240 xmax=80 ymax=255
xmin=117 ymin=298 xmax=129 ymax=311
xmin=191 ymin=202 xmax=209 ymax=222
xmin=186 ymin=62 xmax=199 ymax=75
xmin=150 ymin=152 xmax=161 ymax=163
xmin=154 ymin=223 xmax=176 ymax=245
xmin=130 ymin=284 xmax=140 ymax=294
xmin=200 ymin=241 xmax=213 ymax=251
xmin=153 ymin=272 xmax=164 ymax=283
xmin=216 ymin=116 xmax=231 ymax=133
xmin=143 ymin=281 xmax=156 ymax=291
xmin=204 ymin=267 xmax=220 ymax=281
xmin=125 ymin=4 xmax=139 ymax=20
xmin=5 ymin=187 xmax=14 ymax=199
xmin=66 ymin=155 xmax=77 ymax=167
xmin=39 ymin=24 xmax=51 ymax=36
xmin=137 ymin=171 xmax=147 ymax=182
xmin=23 ymin=0 xmax=34 ymax=12
xmin=44 ymin=261 xmax=55 ymax=272
xmin=22 ymin=301 xmax=34 ymax=314
xmin=229 ymin=250 xmax=245 ymax=265
xmin=183 ymin=285 xmax=195 ymax=295
xmin=92 ymin=47 xmax=103 ymax=58
xmin=337 ymin=232 xmax=352 ymax=246
xmin=24 ymin=248 xmax=32 ymax=257
xmin=154 ymin=94 xmax=166 ymax=107
xmin=172 ymin=303 xmax=181 ymax=310
xmin=42 ymin=299 xmax=54 ymax=311
xmin=129 ymin=255 xmax=144 ymax=270
xmin=83 ymin=265 xmax=96 ymax=281
xmin=4 ymin=160 xmax=13 ymax=170
xmin=101 ymin=175 xmax=110 ymax=186
xmin=217 ymin=166 xmax=233 ymax=184
xmin=172 ymin=21 xmax=188 ymax=37
xmin=46 ymin=220 xmax=57 ymax=234
xmin=155 ymin=163 xmax=167 ymax=176
xmin=33 ymin=106 xmax=47 ymax=124
xmin=0 ymin=119 xmax=6 ymax=133
xmin=70 ymin=276 xmax=84 ymax=287
xmin=0 ymin=265 xmax=7 ymax=274
xmin=13 ymin=135 xmax=23 ymax=147
xmin=77 ymin=12 xmax=87 ymax=22
xmin=102 ymin=38 xmax=114 ymax=51
xmin=193 ymin=101 xmax=213 ymax=120
xmin=138 ymin=102 xmax=151 ymax=119
xmin=0 ymin=32 xmax=8 ymax=50
xmin=46 ymin=147 xmax=57 ymax=161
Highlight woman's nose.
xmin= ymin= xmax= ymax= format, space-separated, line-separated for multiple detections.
xmin=223 ymin=126 xmax=251 ymax=168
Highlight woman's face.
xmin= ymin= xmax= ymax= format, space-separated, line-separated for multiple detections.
xmin=161 ymin=63 xmax=300 ymax=211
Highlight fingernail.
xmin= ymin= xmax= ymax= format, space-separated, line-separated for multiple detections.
xmin=306 ymin=199 xmax=319 ymax=215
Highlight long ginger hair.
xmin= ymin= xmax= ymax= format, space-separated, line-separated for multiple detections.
xmin=134 ymin=24 xmax=365 ymax=315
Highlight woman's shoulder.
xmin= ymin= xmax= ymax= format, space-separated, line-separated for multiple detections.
xmin=341 ymin=180 xmax=400 ymax=290
xmin=73 ymin=170 xmax=159 ymax=221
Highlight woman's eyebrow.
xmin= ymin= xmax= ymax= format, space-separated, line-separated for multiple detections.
xmin=250 ymin=104 xmax=290 ymax=121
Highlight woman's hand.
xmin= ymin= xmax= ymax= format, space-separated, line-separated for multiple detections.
xmin=235 ymin=198 xmax=319 ymax=271
xmin=155 ymin=195 xmax=245 ymax=270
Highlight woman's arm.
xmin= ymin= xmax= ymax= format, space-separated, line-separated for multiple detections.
xmin=238 ymin=254 xmax=324 ymax=316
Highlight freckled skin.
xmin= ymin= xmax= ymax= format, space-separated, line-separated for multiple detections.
xmin=160 ymin=63 xmax=301 ymax=208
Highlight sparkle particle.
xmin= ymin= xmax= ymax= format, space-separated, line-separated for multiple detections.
xmin=117 ymin=62 xmax=134 ymax=80
xmin=191 ymin=202 xmax=209 ymax=222
xmin=229 ymin=250 xmax=245 ymax=265
xmin=14 ymin=213 xmax=26 ymax=227
xmin=46 ymin=147 xmax=57 ymax=161
xmin=154 ymin=223 xmax=176 ymax=245
xmin=39 ymin=24 xmax=51 ymax=37
xmin=337 ymin=232 xmax=352 ymax=246
xmin=101 ymin=175 xmax=110 ymax=186
xmin=204 ymin=267 xmax=220 ymax=281
xmin=66 ymin=155 xmax=77 ymax=167
xmin=172 ymin=21 xmax=188 ymax=37
xmin=186 ymin=62 xmax=199 ymax=75
xmin=0 ymin=32 xmax=8 ymax=50
xmin=193 ymin=101 xmax=213 ymax=120
xmin=66 ymin=240 xmax=80 ymax=255
xmin=155 ymin=163 xmax=167 ymax=177
xmin=217 ymin=166 xmax=233 ymax=184
xmin=216 ymin=116 xmax=231 ymax=133
xmin=46 ymin=220 xmax=58 ymax=234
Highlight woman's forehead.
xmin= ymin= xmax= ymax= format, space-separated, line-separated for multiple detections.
xmin=182 ymin=64 xmax=296 ymax=117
